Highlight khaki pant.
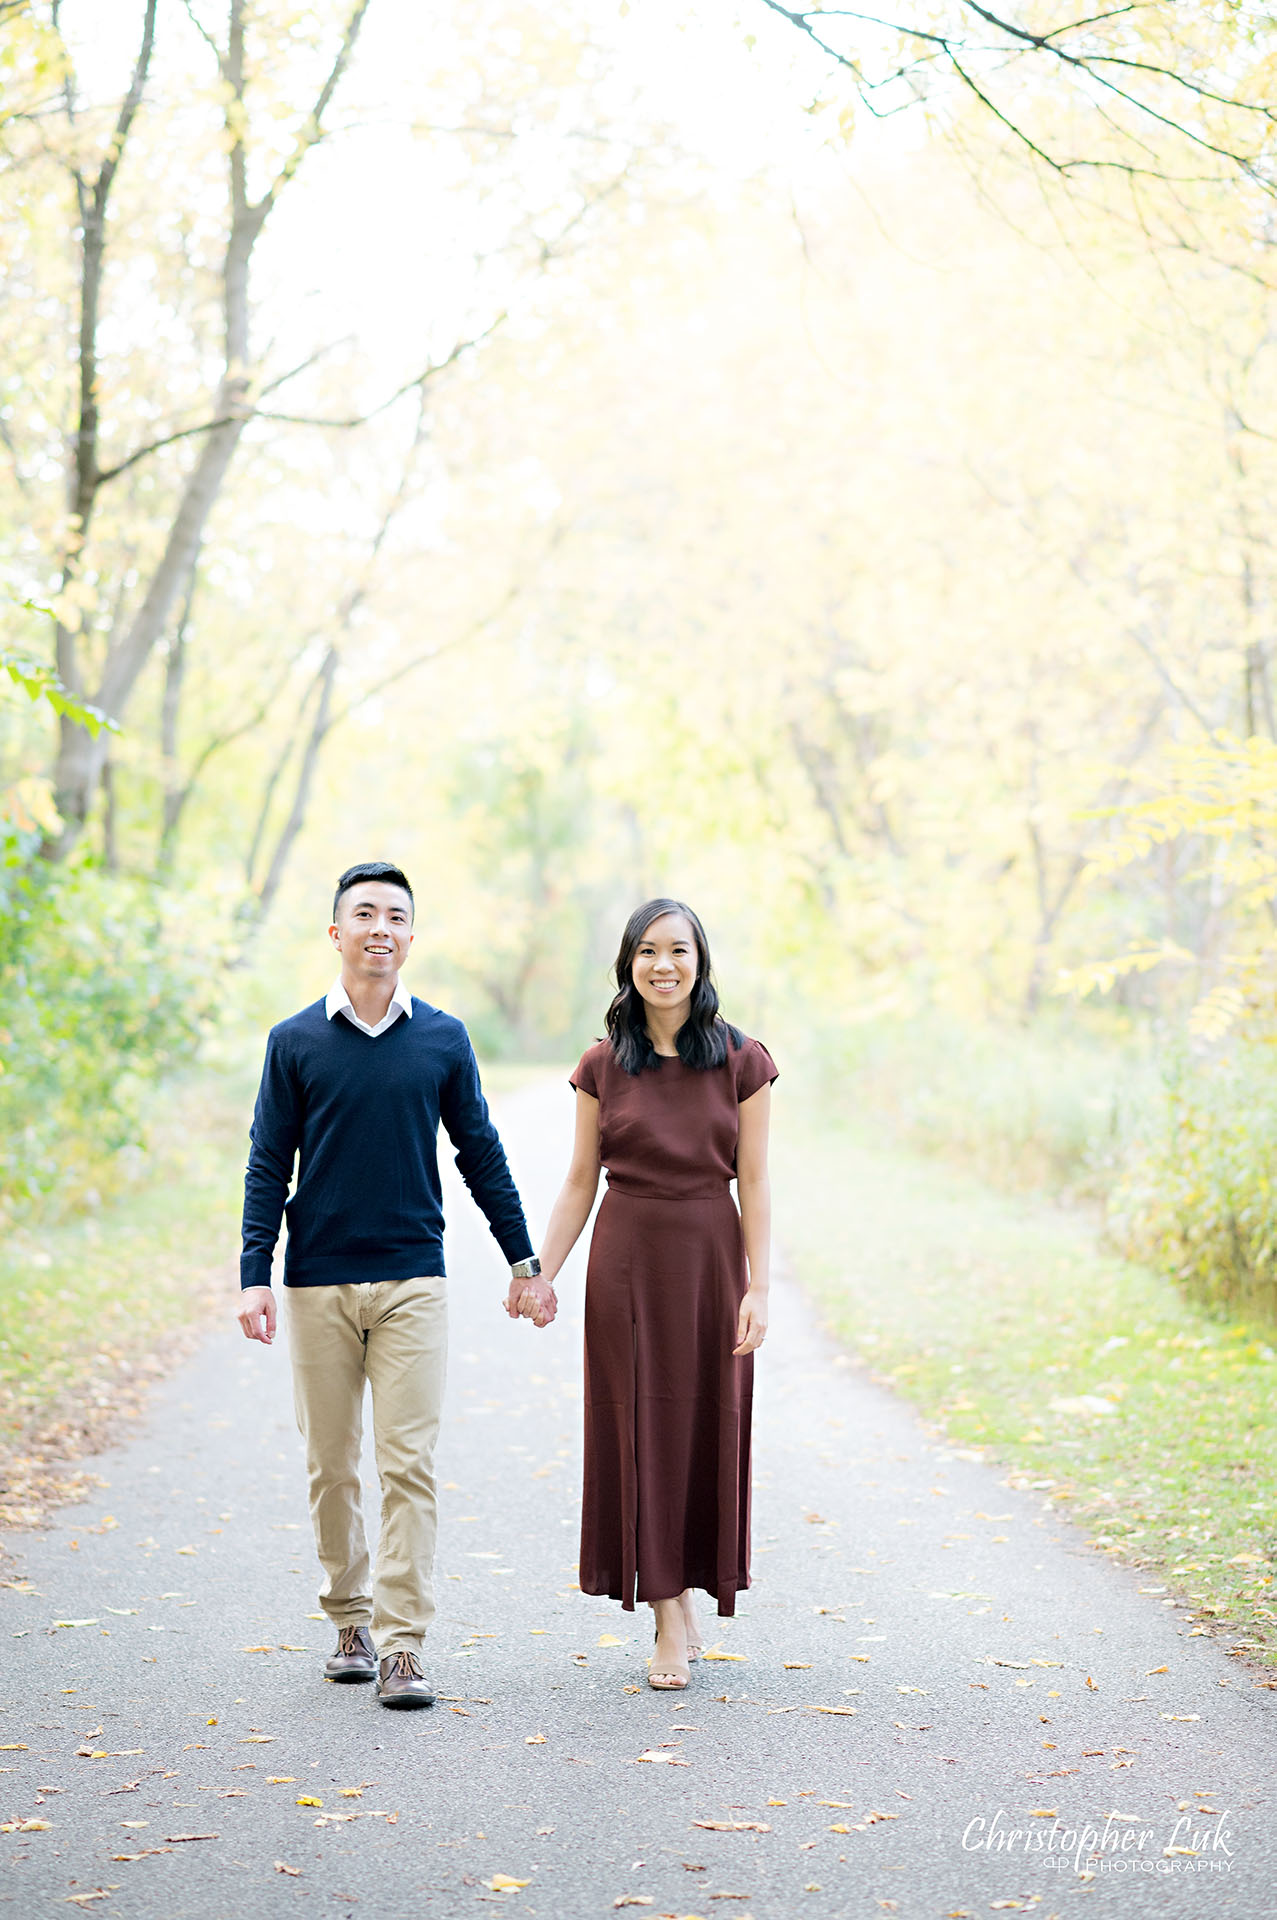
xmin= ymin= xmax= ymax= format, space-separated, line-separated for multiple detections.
xmin=286 ymin=1276 xmax=447 ymax=1656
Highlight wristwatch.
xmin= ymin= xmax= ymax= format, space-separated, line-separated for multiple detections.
xmin=510 ymin=1256 xmax=543 ymax=1280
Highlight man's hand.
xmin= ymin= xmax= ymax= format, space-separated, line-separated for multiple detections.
xmin=237 ymin=1285 xmax=277 ymax=1345
xmin=503 ymin=1273 xmax=557 ymax=1328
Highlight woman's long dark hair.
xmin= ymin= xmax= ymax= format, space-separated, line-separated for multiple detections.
xmin=604 ymin=897 xmax=743 ymax=1075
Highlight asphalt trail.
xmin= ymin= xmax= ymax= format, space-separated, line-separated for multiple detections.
xmin=1 ymin=1077 xmax=1273 ymax=1920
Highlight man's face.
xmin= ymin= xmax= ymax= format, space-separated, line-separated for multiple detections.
xmin=328 ymin=882 xmax=414 ymax=980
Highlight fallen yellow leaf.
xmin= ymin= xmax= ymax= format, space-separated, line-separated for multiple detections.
xmin=784 ymin=1662 xmax=812 ymax=1670
xmin=692 ymin=1820 xmax=770 ymax=1833
xmin=598 ymin=1633 xmax=627 ymax=1647
xmin=525 ymin=1734 xmax=547 ymax=1745
xmin=1028 ymin=1807 xmax=1058 ymax=1817
xmin=274 ymin=1861 xmax=302 ymax=1876
xmin=486 ymin=1875 xmax=530 ymax=1891
xmin=266 ymin=1777 xmax=296 ymax=1784
xmin=1146 ymin=1665 xmax=1168 ymax=1676
xmin=701 ymin=1644 xmax=747 ymax=1662
xmin=295 ymin=1797 xmax=322 ymax=1807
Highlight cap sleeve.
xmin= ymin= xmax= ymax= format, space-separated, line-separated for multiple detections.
xmin=569 ymin=1048 xmax=600 ymax=1098
xmin=737 ymin=1036 xmax=778 ymax=1102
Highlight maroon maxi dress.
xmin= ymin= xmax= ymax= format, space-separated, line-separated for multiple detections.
xmin=569 ymin=1031 xmax=778 ymax=1618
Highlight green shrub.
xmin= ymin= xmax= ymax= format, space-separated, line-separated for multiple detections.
xmin=1109 ymin=1043 xmax=1277 ymax=1325
xmin=0 ymin=826 xmax=225 ymax=1218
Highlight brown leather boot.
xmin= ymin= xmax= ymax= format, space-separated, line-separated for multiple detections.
xmin=376 ymin=1650 xmax=436 ymax=1709
xmin=324 ymin=1624 xmax=377 ymax=1683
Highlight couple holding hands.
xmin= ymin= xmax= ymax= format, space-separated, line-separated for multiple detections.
xmin=237 ymin=862 xmax=776 ymax=1707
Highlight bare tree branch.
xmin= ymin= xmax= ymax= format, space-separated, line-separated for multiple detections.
xmin=253 ymin=0 xmax=373 ymax=222
xmin=757 ymin=0 xmax=1277 ymax=185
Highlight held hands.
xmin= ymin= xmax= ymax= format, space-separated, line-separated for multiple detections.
xmin=732 ymin=1284 xmax=768 ymax=1357
xmin=504 ymin=1272 xmax=558 ymax=1329
xmin=237 ymin=1285 xmax=277 ymax=1345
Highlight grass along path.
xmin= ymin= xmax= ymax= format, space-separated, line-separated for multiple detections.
xmin=0 ymin=1062 xmax=251 ymax=1529
xmin=774 ymin=1107 xmax=1277 ymax=1663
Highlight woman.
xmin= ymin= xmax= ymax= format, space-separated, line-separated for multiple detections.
xmin=514 ymin=898 xmax=776 ymax=1690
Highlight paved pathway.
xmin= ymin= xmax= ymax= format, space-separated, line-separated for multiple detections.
xmin=1 ymin=1078 xmax=1273 ymax=1919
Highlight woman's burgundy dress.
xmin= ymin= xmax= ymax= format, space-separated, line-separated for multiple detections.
xmin=569 ymin=1032 xmax=778 ymax=1618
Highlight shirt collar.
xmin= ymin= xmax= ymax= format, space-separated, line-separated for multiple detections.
xmin=325 ymin=975 xmax=414 ymax=1021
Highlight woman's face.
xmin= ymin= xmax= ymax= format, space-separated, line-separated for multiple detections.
xmin=631 ymin=911 xmax=699 ymax=1019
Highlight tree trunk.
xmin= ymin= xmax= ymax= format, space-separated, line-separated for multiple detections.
xmin=42 ymin=0 xmax=372 ymax=861
xmin=240 ymin=645 xmax=340 ymax=936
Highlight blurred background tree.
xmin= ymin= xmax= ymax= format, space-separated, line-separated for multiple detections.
xmin=3 ymin=0 xmax=1277 ymax=1317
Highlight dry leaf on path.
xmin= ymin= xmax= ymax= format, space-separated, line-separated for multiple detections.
xmin=274 ymin=1861 xmax=302 ymax=1876
xmin=165 ymin=1833 xmax=219 ymax=1843
xmin=637 ymin=1750 xmax=691 ymax=1766
xmin=1146 ymin=1665 xmax=1168 ymax=1676
xmin=613 ymin=1898 xmax=655 ymax=1908
xmin=692 ymin=1820 xmax=770 ymax=1833
xmin=486 ymin=1874 xmax=530 ymax=1891
xmin=701 ymin=1645 xmax=747 ymax=1662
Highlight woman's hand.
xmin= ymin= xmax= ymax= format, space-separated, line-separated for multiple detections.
xmin=504 ymin=1273 xmax=558 ymax=1327
xmin=732 ymin=1285 xmax=768 ymax=1356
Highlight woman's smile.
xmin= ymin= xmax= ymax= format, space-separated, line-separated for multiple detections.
xmin=632 ymin=912 xmax=698 ymax=1016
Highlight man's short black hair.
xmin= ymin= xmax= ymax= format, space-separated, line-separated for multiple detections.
xmin=332 ymin=862 xmax=414 ymax=922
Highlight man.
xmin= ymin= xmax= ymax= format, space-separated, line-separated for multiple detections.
xmin=237 ymin=861 xmax=556 ymax=1708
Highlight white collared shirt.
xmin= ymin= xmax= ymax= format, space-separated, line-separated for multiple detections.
xmin=325 ymin=974 xmax=414 ymax=1039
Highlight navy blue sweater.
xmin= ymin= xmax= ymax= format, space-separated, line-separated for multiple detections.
xmin=240 ymin=997 xmax=533 ymax=1289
